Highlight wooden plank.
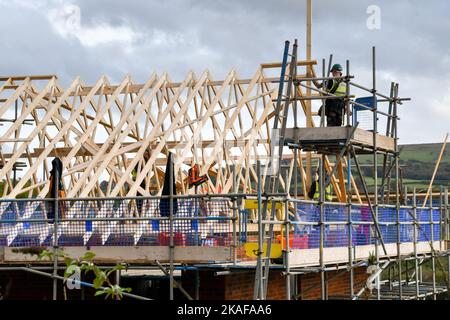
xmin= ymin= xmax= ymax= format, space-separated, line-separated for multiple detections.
xmin=1 ymin=246 xmax=231 ymax=264
xmin=0 ymin=75 xmax=56 ymax=81
xmin=260 ymin=60 xmax=317 ymax=68
xmin=289 ymin=241 xmax=442 ymax=267
xmin=68 ymin=74 xmax=164 ymax=197
xmin=42 ymin=75 xmax=308 ymax=99
xmin=353 ymin=128 xmax=395 ymax=151
xmin=0 ymin=78 xmax=79 ymax=198
xmin=285 ymin=126 xmax=395 ymax=152
xmin=337 ymin=158 xmax=347 ymax=202
xmin=422 ymin=133 xmax=448 ymax=207
xmin=123 ymin=71 xmax=209 ymax=197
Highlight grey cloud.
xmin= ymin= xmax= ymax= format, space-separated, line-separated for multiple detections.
xmin=0 ymin=0 xmax=449 ymax=143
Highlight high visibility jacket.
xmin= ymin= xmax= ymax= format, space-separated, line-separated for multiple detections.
xmin=313 ymin=181 xmax=333 ymax=201
xmin=327 ymin=79 xmax=346 ymax=97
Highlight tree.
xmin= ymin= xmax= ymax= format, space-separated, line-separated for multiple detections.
xmin=37 ymin=249 xmax=132 ymax=300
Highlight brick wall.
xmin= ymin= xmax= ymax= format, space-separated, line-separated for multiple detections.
xmin=1 ymin=266 xmax=369 ymax=300
xmin=225 ymin=270 xmax=287 ymax=300
xmin=298 ymin=267 xmax=367 ymax=300
xmin=182 ymin=266 xmax=368 ymax=300
xmin=181 ymin=269 xmax=287 ymax=300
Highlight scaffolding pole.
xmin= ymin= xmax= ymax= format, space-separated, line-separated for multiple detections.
xmin=52 ymin=169 xmax=59 ymax=301
xmin=346 ymin=58 xmax=354 ymax=299
xmin=372 ymin=46 xmax=381 ymax=300
xmin=430 ymin=192 xmax=437 ymax=300
xmin=256 ymin=161 xmax=264 ymax=299
xmin=413 ymin=187 xmax=420 ymax=299
xmin=232 ymin=167 xmax=238 ymax=265
xmin=284 ymin=179 xmax=291 ymax=300
xmin=444 ymin=187 xmax=449 ymax=242
xmin=394 ymin=81 xmax=402 ymax=300
xmin=320 ymin=153 xmax=326 ymax=300
xmin=169 ymin=160 xmax=174 ymax=300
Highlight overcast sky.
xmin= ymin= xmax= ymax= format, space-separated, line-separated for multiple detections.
xmin=0 ymin=0 xmax=448 ymax=144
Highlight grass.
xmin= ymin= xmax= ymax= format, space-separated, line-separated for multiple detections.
xmin=399 ymin=143 xmax=450 ymax=164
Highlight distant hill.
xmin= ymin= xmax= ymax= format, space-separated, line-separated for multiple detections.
xmin=399 ymin=143 xmax=450 ymax=164
xmin=399 ymin=142 xmax=449 ymax=188
xmin=358 ymin=142 xmax=449 ymax=190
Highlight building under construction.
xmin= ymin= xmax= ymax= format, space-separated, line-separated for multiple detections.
xmin=0 ymin=6 xmax=449 ymax=301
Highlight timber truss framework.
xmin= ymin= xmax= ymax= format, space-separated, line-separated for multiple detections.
xmin=0 ymin=60 xmax=358 ymax=202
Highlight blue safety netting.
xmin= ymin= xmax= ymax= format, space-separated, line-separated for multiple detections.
xmin=0 ymin=198 xmax=233 ymax=248
xmin=291 ymin=202 xmax=442 ymax=250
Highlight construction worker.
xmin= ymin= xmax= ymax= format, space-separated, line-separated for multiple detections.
xmin=132 ymin=149 xmax=151 ymax=217
xmin=307 ymin=171 xmax=333 ymax=202
xmin=46 ymin=157 xmax=67 ymax=223
xmin=314 ymin=63 xmax=347 ymax=127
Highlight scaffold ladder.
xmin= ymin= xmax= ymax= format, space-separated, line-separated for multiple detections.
xmin=253 ymin=39 xmax=297 ymax=300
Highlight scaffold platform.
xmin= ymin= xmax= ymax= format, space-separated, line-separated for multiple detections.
xmin=285 ymin=126 xmax=395 ymax=155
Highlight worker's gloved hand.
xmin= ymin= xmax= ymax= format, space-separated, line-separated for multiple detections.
xmin=325 ymin=79 xmax=334 ymax=91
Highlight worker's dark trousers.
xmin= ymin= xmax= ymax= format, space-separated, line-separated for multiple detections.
xmin=325 ymin=98 xmax=344 ymax=127
xmin=136 ymin=192 xmax=144 ymax=216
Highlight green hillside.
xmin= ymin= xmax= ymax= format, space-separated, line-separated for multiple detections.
xmin=399 ymin=142 xmax=449 ymax=188
xmin=357 ymin=142 xmax=450 ymax=190
xmin=400 ymin=143 xmax=450 ymax=164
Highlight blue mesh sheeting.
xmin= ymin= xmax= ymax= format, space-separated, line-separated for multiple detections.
xmin=417 ymin=208 xmax=431 ymax=222
xmin=294 ymin=203 xmax=319 ymax=248
xmin=325 ymin=225 xmax=348 ymax=247
xmin=296 ymin=203 xmax=319 ymax=222
xmin=416 ymin=208 xmax=433 ymax=242
xmin=351 ymin=205 xmax=372 ymax=222
xmin=0 ymin=198 xmax=233 ymax=248
xmin=378 ymin=206 xmax=395 ymax=223
xmin=351 ymin=205 xmax=372 ymax=246
xmin=0 ymin=200 xmax=49 ymax=248
xmin=400 ymin=209 xmax=414 ymax=243
xmin=324 ymin=204 xmax=347 ymax=222
xmin=290 ymin=202 xmax=446 ymax=251
xmin=432 ymin=209 xmax=441 ymax=222
xmin=292 ymin=226 xmax=309 ymax=249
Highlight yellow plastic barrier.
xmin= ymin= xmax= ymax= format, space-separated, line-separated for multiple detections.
xmin=243 ymin=242 xmax=282 ymax=259
xmin=244 ymin=199 xmax=283 ymax=210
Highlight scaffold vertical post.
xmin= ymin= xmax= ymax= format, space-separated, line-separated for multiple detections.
xmin=396 ymin=188 xmax=402 ymax=300
xmin=346 ymin=58 xmax=354 ymax=298
xmin=430 ymin=192 xmax=437 ymax=300
xmin=388 ymin=264 xmax=393 ymax=291
xmin=232 ymin=166 xmax=237 ymax=265
xmin=440 ymin=186 xmax=444 ymax=251
xmin=345 ymin=59 xmax=350 ymax=126
xmin=255 ymin=161 xmax=264 ymax=299
xmin=320 ymin=58 xmax=326 ymax=127
xmin=320 ymin=153 xmax=326 ymax=300
xmin=195 ymin=269 xmax=200 ymax=300
xmin=294 ymin=149 xmax=298 ymax=198
xmin=413 ymin=187 xmax=419 ymax=299
xmin=53 ymin=169 xmax=59 ymax=301
xmin=444 ymin=187 xmax=450 ymax=241
xmin=404 ymin=185 xmax=408 ymax=205
xmin=394 ymin=82 xmax=402 ymax=300
xmin=169 ymin=158 xmax=174 ymax=301
xmin=284 ymin=172 xmax=291 ymax=300
xmin=372 ymin=46 xmax=380 ymax=300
